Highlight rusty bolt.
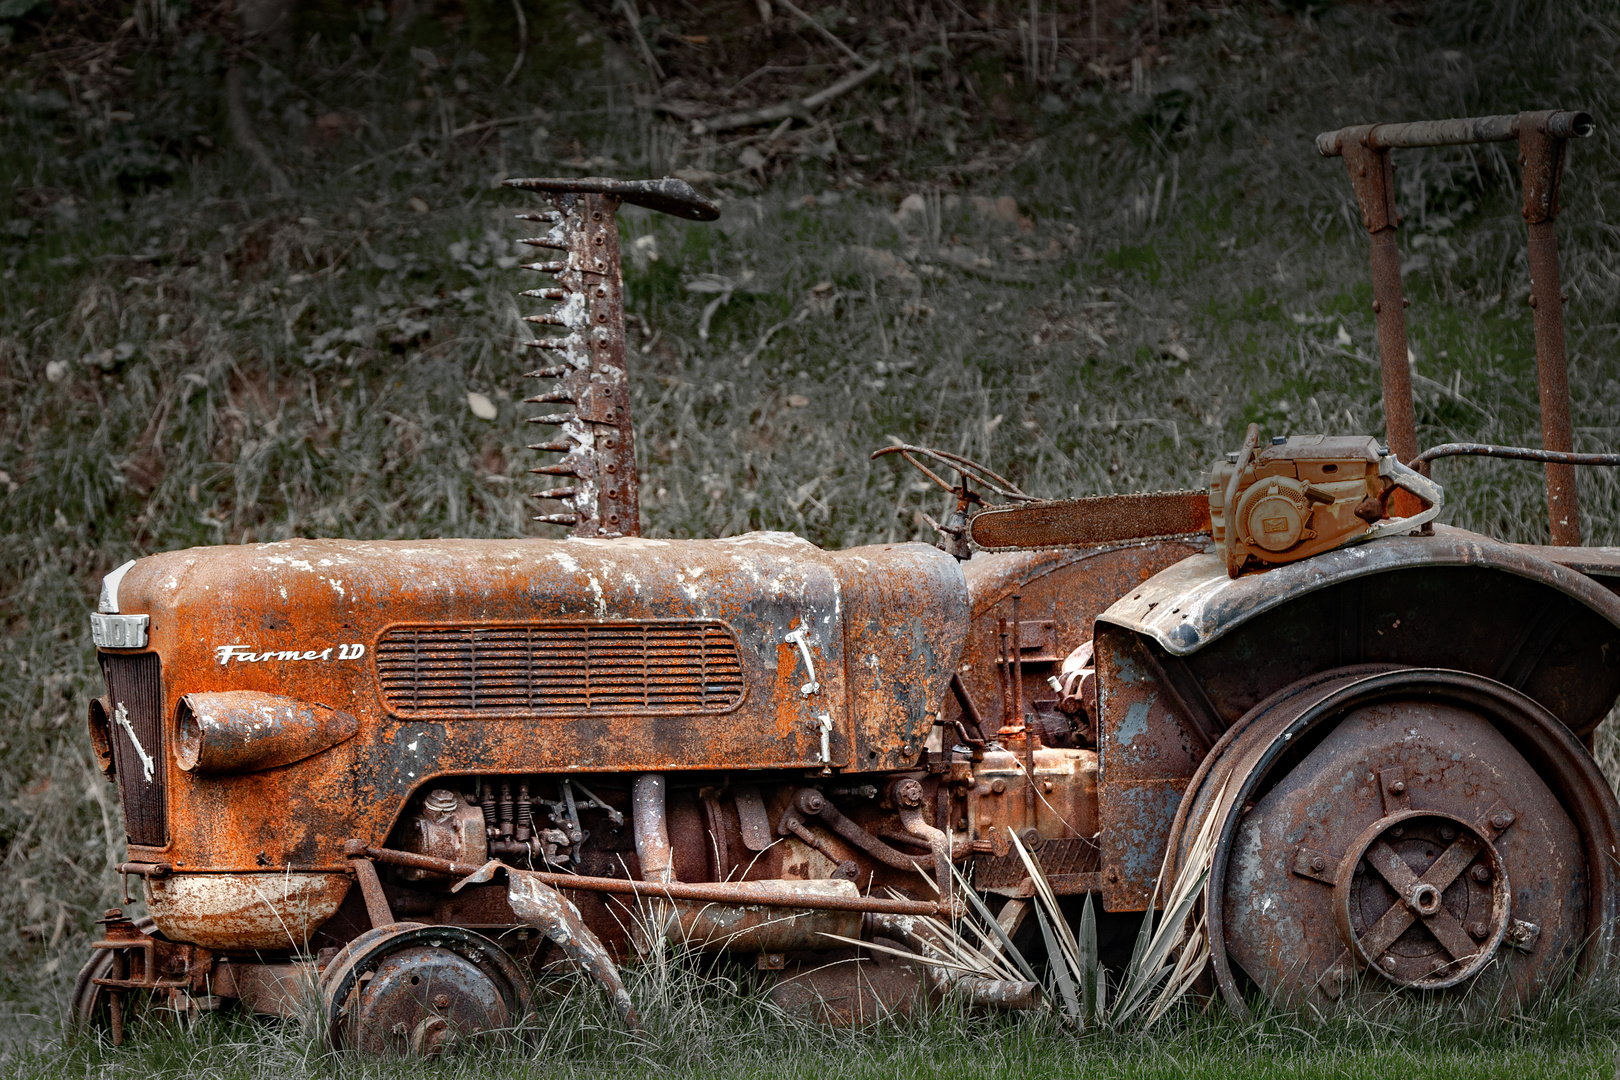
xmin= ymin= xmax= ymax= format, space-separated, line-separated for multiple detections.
xmin=1372 ymin=299 xmax=1382 ymax=313
xmin=104 ymin=908 xmax=124 ymax=920
xmin=892 ymin=779 xmax=924 ymax=808
xmin=1311 ymin=855 xmax=1327 ymax=873
xmin=796 ymin=790 xmax=826 ymax=815
xmin=1492 ymin=812 xmax=1515 ymax=830
xmin=1380 ymin=955 xmax=1397 ymax=971
xmin=1471 ymin=865 xmax=1491 ymax=884
xmin=1391 ymin=826 xmax=1404 ymax=838
xmin=1469 ymin=923 xmax=1489 ymax=940
xmin=1439 ymin=826 xmax=1456 ymax=841
xmin=1354 ymin=860 xmax=1365 ymax=876
xmin=990 ymin=779 xmax=1007 ymax=795
xmin=433 ymin=993 xmax=451 ymax=1009
xmin=1389 ymin=780 xmax=1406 ymax=795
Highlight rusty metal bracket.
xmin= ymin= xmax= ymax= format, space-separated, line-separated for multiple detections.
xmin=348 ymin=856 xmax=394 ymax=929
xmin=1291 ymin=845 xmax=1339 ymax=885
xmin=1378 ymin=766 xmax=1410 ymax=815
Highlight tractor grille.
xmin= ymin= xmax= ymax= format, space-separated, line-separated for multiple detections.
xmin=375 ymin=621 xmax=746 ymax=717
xmin=100 ymin=653 xmax=165 ymax=847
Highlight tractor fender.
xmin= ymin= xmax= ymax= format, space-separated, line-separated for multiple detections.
xmin=1090 ymin=524 xmax=1620 ymax=911
xmin=1099 ymin=524 xmax=1620 ymax=660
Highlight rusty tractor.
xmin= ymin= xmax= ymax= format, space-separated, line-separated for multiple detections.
xmin=77 ymin=109 xmax=1620 ymax=1050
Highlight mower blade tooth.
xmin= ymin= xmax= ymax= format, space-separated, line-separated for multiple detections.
xmin=533 ymin=487 xmax=580 ymax=501
xmin=528 ymin=412 xmax=576 ymax=426
xmin=533 ymin=513 xmax=580 ymax=525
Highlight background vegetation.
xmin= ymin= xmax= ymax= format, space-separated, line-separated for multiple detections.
xmin=2 ymin=0 xmax=1619 ymax=1073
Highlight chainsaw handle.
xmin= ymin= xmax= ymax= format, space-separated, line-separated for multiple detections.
xmin=1360 ymin=456 xmax=1444 ymax=542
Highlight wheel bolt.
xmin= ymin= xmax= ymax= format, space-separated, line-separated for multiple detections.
xmin=1391 ymin=826 xmax=1404 ymax=838
xmin=1492 ymin=812 xmax=1514 ymax=830
xmin=1471 ymin=865 xmax=1491 ymax=883
xmin=1381 ymin=956 xmax=1397 ymax=971
xmin=1439 ymin=826 xmax=1456 ymax=841
xmin=1354 ymin=860 xmax=1366 ymax=876
xmin=1469 ymin=923 xmax=1488 ymax=940
xmin=433 ymin=993 xmax=451 ymax=1008
xmin=1390 ymin=781 xmax=1406 ymax=795
xmin=1311 ymin=855 xmax=1327 ymax=872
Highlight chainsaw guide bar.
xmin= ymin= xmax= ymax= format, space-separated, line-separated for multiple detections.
xmin=969 ymin=491 xmax=1213 ymax=552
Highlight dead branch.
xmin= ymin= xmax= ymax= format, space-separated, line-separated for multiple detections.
xmin=616 ymin=0 xmax=665 ymax=83
xmin=774 ymin=0 xmax=864 ymax=67
xmin=225 ymin=66 xmax=290 ymax=196
xmin=690 ymin=61 xmax=881 ymax=135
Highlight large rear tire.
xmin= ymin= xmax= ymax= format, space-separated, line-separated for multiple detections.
xmin=1168 ymin=667 xmax=1620 ymax=1015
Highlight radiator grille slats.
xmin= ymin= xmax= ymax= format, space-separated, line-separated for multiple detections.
xmin=376 ymin=622 xmax=745 ymax=717
xmin=100 ymin=653 xmax=165 ymax=847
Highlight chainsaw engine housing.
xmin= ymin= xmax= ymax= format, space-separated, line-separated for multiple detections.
xmin=1210 ymin=434 xmax=1396 ymax=573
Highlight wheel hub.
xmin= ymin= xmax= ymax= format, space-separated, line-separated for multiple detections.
xmin=321 ymin=925 xmax=530 ymax=1055
xmin=1333 ymin=809 xmax=1511 ymax=989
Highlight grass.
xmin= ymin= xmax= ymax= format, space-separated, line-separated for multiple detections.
xmin=3 ymin=0 xmax=1620 ymax=1073
xmin=8 ymin=950 xmax=1620 ymax=1079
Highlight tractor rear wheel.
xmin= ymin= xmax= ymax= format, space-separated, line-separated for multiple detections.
xmin=1168 ymin=666 xmax=1620 ymax=1015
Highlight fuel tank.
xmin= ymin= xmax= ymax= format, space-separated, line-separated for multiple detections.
xmin=96 ymin=533 xmax=967 ymax=876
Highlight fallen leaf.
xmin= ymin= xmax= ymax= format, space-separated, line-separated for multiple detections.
xmin=786 ymin=394 xmax=809 ymax=408
xmin=409 ymin=197 xmax=430 ymax=213
xmin=467 ymin=392 xmax=498 ymax=420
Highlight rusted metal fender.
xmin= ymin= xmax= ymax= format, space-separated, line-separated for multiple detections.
xmin=1093 ymin=526 xmax=1620 ymax=911
xmin=1099 ymin=525 xmax=1620 ymax=658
